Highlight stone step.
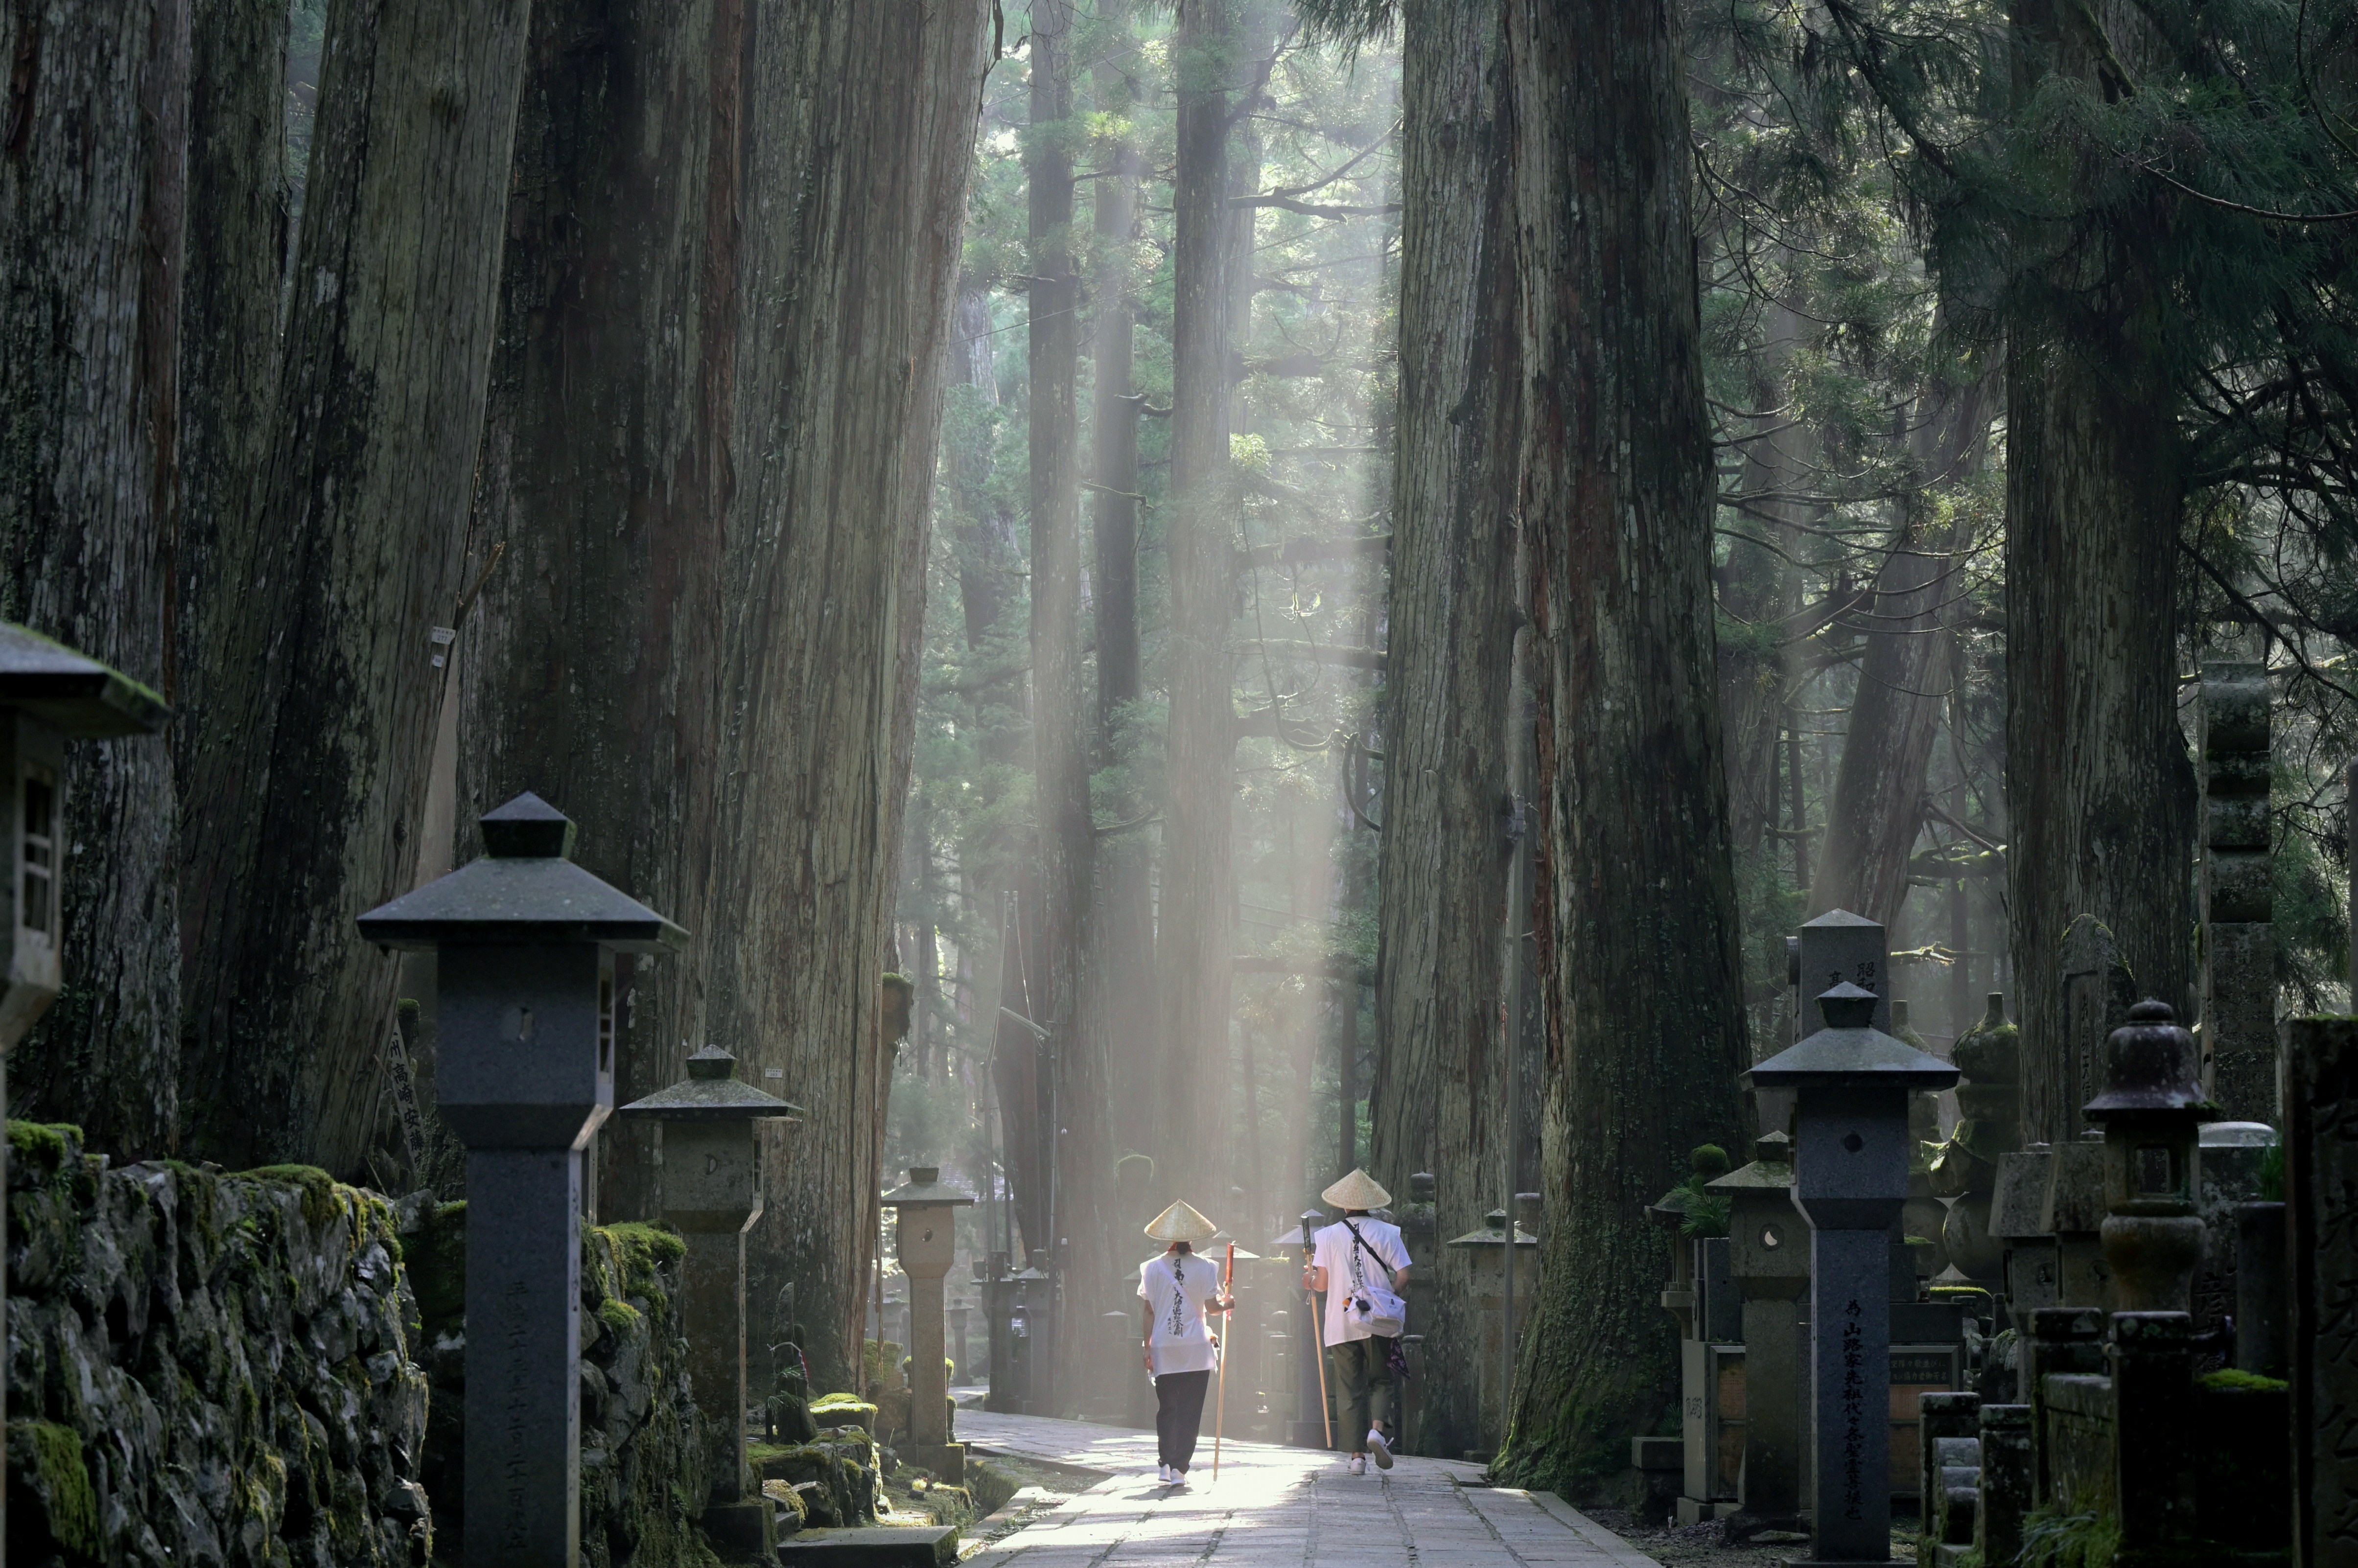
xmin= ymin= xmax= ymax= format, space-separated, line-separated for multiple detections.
xmin=775 ymin=1525 xmax=960 ymax=1568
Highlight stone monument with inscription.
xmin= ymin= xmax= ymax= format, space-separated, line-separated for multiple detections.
xmin=1749 ymin=981 xmax=1957 ymax=1567
xmin=618 ymin=1044 xmax=802 ymax=1549
xmin=2199 ymin=658 xmax=2275 ymax=1121
xmin=358 ymin=793 xmax=685 ymax=1568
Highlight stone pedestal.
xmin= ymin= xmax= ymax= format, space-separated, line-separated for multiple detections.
xmin=2109 ymin=1312 xmax=2198 ymax=1565
xmin=2236 ymin=1201 xmax=2288 ymax=1377
xmin=2024 ymin=1308 xmax=2106 ymax=1509
xmin=1974 ymin=1404 xmax=2032 ymax=1567
xmin=358 ymin=794 xmax=685 ymax=1568
xmin=1796 ymin=909 xmax=1891 ymax=1035
xmin=2042 ymin=1137 xmax=2113 ymax=1312
xmin=1711 ymin=1133 xmax=1807 ymax=1531
xmin=1919 ymin=1391 xmax=1979 ymax=1550
xmin=2285 ymin=1014 xmax=2358 ymax=1567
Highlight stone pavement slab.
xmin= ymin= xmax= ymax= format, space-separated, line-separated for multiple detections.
xmin=954 ymin=1410 xmax=1661 ymax=1568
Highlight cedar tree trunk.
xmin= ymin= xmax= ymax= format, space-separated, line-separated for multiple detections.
xmin=716 ymin=0 xmax=987 ymax=1390
xmin=460 ymin=0 xmax=748 ymax=1221
xmin=1365 ymin=0 xmax=1521 ymax=1462
xmin=1498 ymin=0 xmax=1751 ymax=1493
xmin=0 ymin=0 xmax=189 ymax=1155
xmin=176 ymin=0 xmax=534 ymax=1173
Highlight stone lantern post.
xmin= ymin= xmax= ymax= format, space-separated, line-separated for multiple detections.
xmin=1749 ymin=981 xmax=1958 ymax=1568
xmin=617 ymin=1044 xmax=801 ymax=1546
xmin=2082 ymin=1000 xmax=2209 ymax=1312
xmin=358 ymin=792 xmax=683 ymax=1568
xmin=1708 ymin=1131 xmax=1807 ymax=1533
xmin=883 ymin=1166 xmax=974 ymax=1478
xmin=0 ymin=623 xmax=167 ymax=1568
xmin=1445 ymin=1208 xmax=1538 ymax=1451
xmin=0 ymin=623 xmax=169 ymax=1048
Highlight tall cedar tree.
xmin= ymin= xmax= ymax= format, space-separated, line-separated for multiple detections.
xmin=176 ymin=0 xmax=533 ymax=1173
xmin=710 ymin=0 xmax=989 ymax=1385
xmin=1157 ymin=0 xmax=1241 ymax=1207
xmin=1498 ymin=0 xmax=1751 ymax=1490
xmin=1086 ymin=9 xmax=1159 ymax=1165
xmin=1337 ymin=0 xmax=1526 ymax=1461
xmin=1027 ymin=0 xmax=1116 ymax=1411
xmin=460 ymin=0 xmax=748 ymax=1219
xmin=0 ymin=0 xmax=188 ymax=1154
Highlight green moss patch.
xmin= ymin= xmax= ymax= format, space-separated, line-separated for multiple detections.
xmin=10 ymin=1419 xmax=99 ymax=1559
xmin=238 ymin=1164 xmax=344 ymax=1229
xmin=2200 ymin=1367 xmax=2288 ymax=1394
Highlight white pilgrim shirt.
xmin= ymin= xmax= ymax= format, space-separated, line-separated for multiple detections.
xmin=1138 ymin=1247 xmax=1224 ymax=1376
xmin=1313 ymin=1215 xmax=1411 ymax=1346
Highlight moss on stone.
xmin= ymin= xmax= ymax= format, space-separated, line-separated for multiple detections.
xmin=15 ymin=1419 xmax=100 ymax=1559
xmin=6 ymin=1118 xmax=78 ymax=1177
xmin=239 ymin=1163 xmax=344 ymax=1229
xmin=2199 ymin=1367 xmax=2289 ymax=1394
xmin=598 ymin=1298 xmax=644 ymax=1335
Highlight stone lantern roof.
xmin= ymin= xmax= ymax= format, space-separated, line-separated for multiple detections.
xmin=356 ymin=792 xmax=687 ymax=951
xmin=882 ymin=1166 xmax=975 ymax=1208
xmin=617 ymin=1045 xmax=803 ymax=1121
xmin=1444 ymin=1209 xmax=1537 ymax=1249
xmin=0 ymin=622 xmax=168 ymax=736
xmin=1705 ymin=1131 xmax=1794 ymax=1193
xmin=1747 ymin=983 xmax=1959 ymax=1090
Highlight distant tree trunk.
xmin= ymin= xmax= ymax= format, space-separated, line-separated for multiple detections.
xmin=716 ymin=0 xmax=988 ymax=1391
xmin=1088 ymin=9 xmax=1158 ymax=1165
xmin=1365 ymin=0 xmax=1520 ymax=1462
xmin=1499 ymin=0 xmax=1751 ymax=1494
xmin=1812 ymin=375 xmax=1993 ymax=926
xmin=1027 ymin=0 xmax=1113 ymax=1413
xmin=1155 ymin=0 xmax=1240 ymax=1207
xmin=2005 ymin=0 xmax=2195 ymax=1144
xmin=173 ymin=0 xmax=533 ymax=1174
xmin=460 ymin=0 xmax=748 ymax=1222
xmin=0 ymin=0 xmax=189 ymax=1156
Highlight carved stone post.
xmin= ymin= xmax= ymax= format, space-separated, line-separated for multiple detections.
xmin=358 ymin=794 xmax=684 ymax=1568
xmin=1748 ymin=982 xmax=1958 ymax=1566
xmin=2286 ymin=1015 xmax=2358 ymax=1567
xmin=884 ymin=1166 xmax=975 ymax=1479
xmin=2199 ymin=659 xmax=2275 ymax=1120
xmin=618 ymin=1044 xmax=801 ymax=1548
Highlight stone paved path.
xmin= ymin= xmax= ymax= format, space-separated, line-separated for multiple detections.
xmin=954 ymin=1410 xmax=1663 ymax=1568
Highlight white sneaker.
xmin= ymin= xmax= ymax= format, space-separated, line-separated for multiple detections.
xmin=1347 ymin=1455 xmax=1366 ymax=1476
xmin=1367 ymin=1429 xmax=1393 ymax=1469
xmin=1157 ymin=1464 xmax=1173 ymax=1484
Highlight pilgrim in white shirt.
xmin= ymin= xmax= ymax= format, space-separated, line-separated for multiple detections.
xmin=1311 ymin=1215 xmax=1411 ymax=1346
xmin=1138 ymin=1248 xmax=1224 ymax=1376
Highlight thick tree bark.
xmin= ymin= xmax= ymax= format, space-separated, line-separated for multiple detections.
xmin=1088 ymin=12 xmax=1159 ymax=1165
xmin=2005 ymin=0 xmax=2195 ymax=1144
xmin=0 ymin=0 xmax=189 ymax=1155
xmin=1155 ymin=0 xmax=1240 ymax=1207
xmin=460 ymin=0 xmax=748 ymax=1221
xmin=173 ymin=0 xmax=286 ymax=795
xmin=1027 ymin=0 xmax=1113 ymax=1412
xmin=716 ymin=0 xmax=988 ymax=1390
xmin=1811 ymin=376 xmax=1992 ymax=926
xmin=1365 ymin=0 xmax=1520 ymax=1462
xmin=1499 ymin=0 xmax=1751 ymax=1492
xmin=175 ymin=0 xmax=533 ymax=1173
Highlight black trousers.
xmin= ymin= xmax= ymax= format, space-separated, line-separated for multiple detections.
xmin=1153 ymin=1369 xmax=1212 ymax=1471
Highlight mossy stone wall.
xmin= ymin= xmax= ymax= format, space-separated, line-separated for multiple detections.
xmin=5 ymin=1122 xmax=431 ymax=1568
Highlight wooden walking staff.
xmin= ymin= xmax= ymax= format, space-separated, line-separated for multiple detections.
xmin=1213 ymin=1240 xmax=1234 ymax=1478
xmin=1300 ymin=1216 xmax=1333 ymax=1448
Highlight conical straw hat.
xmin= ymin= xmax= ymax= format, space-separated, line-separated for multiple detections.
xmin=1144 ymin=1200 xmax=1219 ymax=1244
xmin=1321 ymin=1168 xmax=1391 ymax=1210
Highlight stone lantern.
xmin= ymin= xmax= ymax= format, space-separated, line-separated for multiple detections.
xmin=357 ymin=792 xmax=683 ymax=1568
xmin=1274 ymin=1210 xmax=1327 ymax=1446
xmin=1006 ymin=1247 xmax=1052 ymax=1415
xmin=1707 ymin=1131 xmax=1807 ymax=1531
xmin=1748 ymin=981 xmax=1958 ymax=1568
xmin=1445 ymin=1208 xmax=1539 ymax=1450
xmin=2082 ymin=999 xmax=2209 ymax=1312
xmin=0 ymin=623 xmax=169 ymax=1049
xmin=881 ymin=1166 xmax=975 ymax=1479
xmin=617 ymin=1045 xmax=801 ymax=1546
